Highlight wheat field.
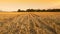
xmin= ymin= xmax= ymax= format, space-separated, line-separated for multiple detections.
xmin=0 ymin=12 xmax=60 ymax=34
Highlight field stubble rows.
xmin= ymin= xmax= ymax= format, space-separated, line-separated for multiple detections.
xmin=0 ymin=12 xmax=60 ymax=34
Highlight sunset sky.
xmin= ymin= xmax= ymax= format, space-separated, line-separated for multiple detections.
xmin=0 ymin=0 xmax=60 ymax=11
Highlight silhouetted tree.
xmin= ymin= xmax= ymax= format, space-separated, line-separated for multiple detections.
xmin=46 ymin=9 xmax=60 ymax=12
xmin=26 ymin=9 xmax=30 ymax=12
xmin=21 ymin=10 xmax=25 ymax=12
xmin=30 ymin=9 xmax=35 ymax=12
xmin=17 ymin=9 xmax=60 ymax=12
xmin=34 ymin=9 xmax=40 ymax=12
xmin=42 ymin=9 xmax=45 ymax=11
xmin=17 ymin=9 xmax=21 ymax=12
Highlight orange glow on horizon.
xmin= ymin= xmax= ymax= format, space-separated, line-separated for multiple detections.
xmin=0 ymin=0 xmax=60 ymax=11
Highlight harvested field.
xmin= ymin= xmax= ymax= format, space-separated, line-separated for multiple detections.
xmin=0 ymin=12 xmax=60 ymax=34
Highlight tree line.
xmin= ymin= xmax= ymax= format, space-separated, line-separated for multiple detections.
xmin=17 ymin=9 xmax=60 ymax=12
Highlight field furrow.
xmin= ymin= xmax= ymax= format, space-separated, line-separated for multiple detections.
xmin=0 ymin=12 xmax=60 ymax=34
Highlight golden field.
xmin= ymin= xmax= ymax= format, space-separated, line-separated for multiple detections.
xmin=0 ymin=12 xmax=60 ymax=34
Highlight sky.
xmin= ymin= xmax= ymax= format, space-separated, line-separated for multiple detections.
xmin=0 ymin=0 xmax=60 ymax=11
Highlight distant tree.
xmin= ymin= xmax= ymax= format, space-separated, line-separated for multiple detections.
xmin=30 ymin=9 xmax=35 ymax=12
xmin=26 ymin=9 xmax=35 ymax=12
xmin=42 ymin=9 xmax=45 ymax=11
xmin=21 ymin=10 xmax=25 ymax=12
xmin=54 ymin=9 xmax=60 ymax=11
xmin=36 ymin=9 xmax=41 ymax=12
xmin=46 ymin=9 xmax=60 ymax=12
xmin=17 ymin=9 xmax=60 ymax=12
xmin=17 ymin=9 xmax=21 ymax=12
xmin=26 ymin=9 xmax=31 ymax=12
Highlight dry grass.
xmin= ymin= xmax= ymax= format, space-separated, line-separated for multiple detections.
xmin=0 ymin=12 xmax=60 ymax=34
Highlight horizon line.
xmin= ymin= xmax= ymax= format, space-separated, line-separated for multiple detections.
xmin=0 ymin=8 xmax=60 ymax=11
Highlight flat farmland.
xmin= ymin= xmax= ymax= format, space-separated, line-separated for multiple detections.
xmin=0 ymin=12 xmax=60 ymax=34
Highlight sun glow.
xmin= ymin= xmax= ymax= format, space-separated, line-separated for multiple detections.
xmin=0 ymin=0 xmax=60 ymax=11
